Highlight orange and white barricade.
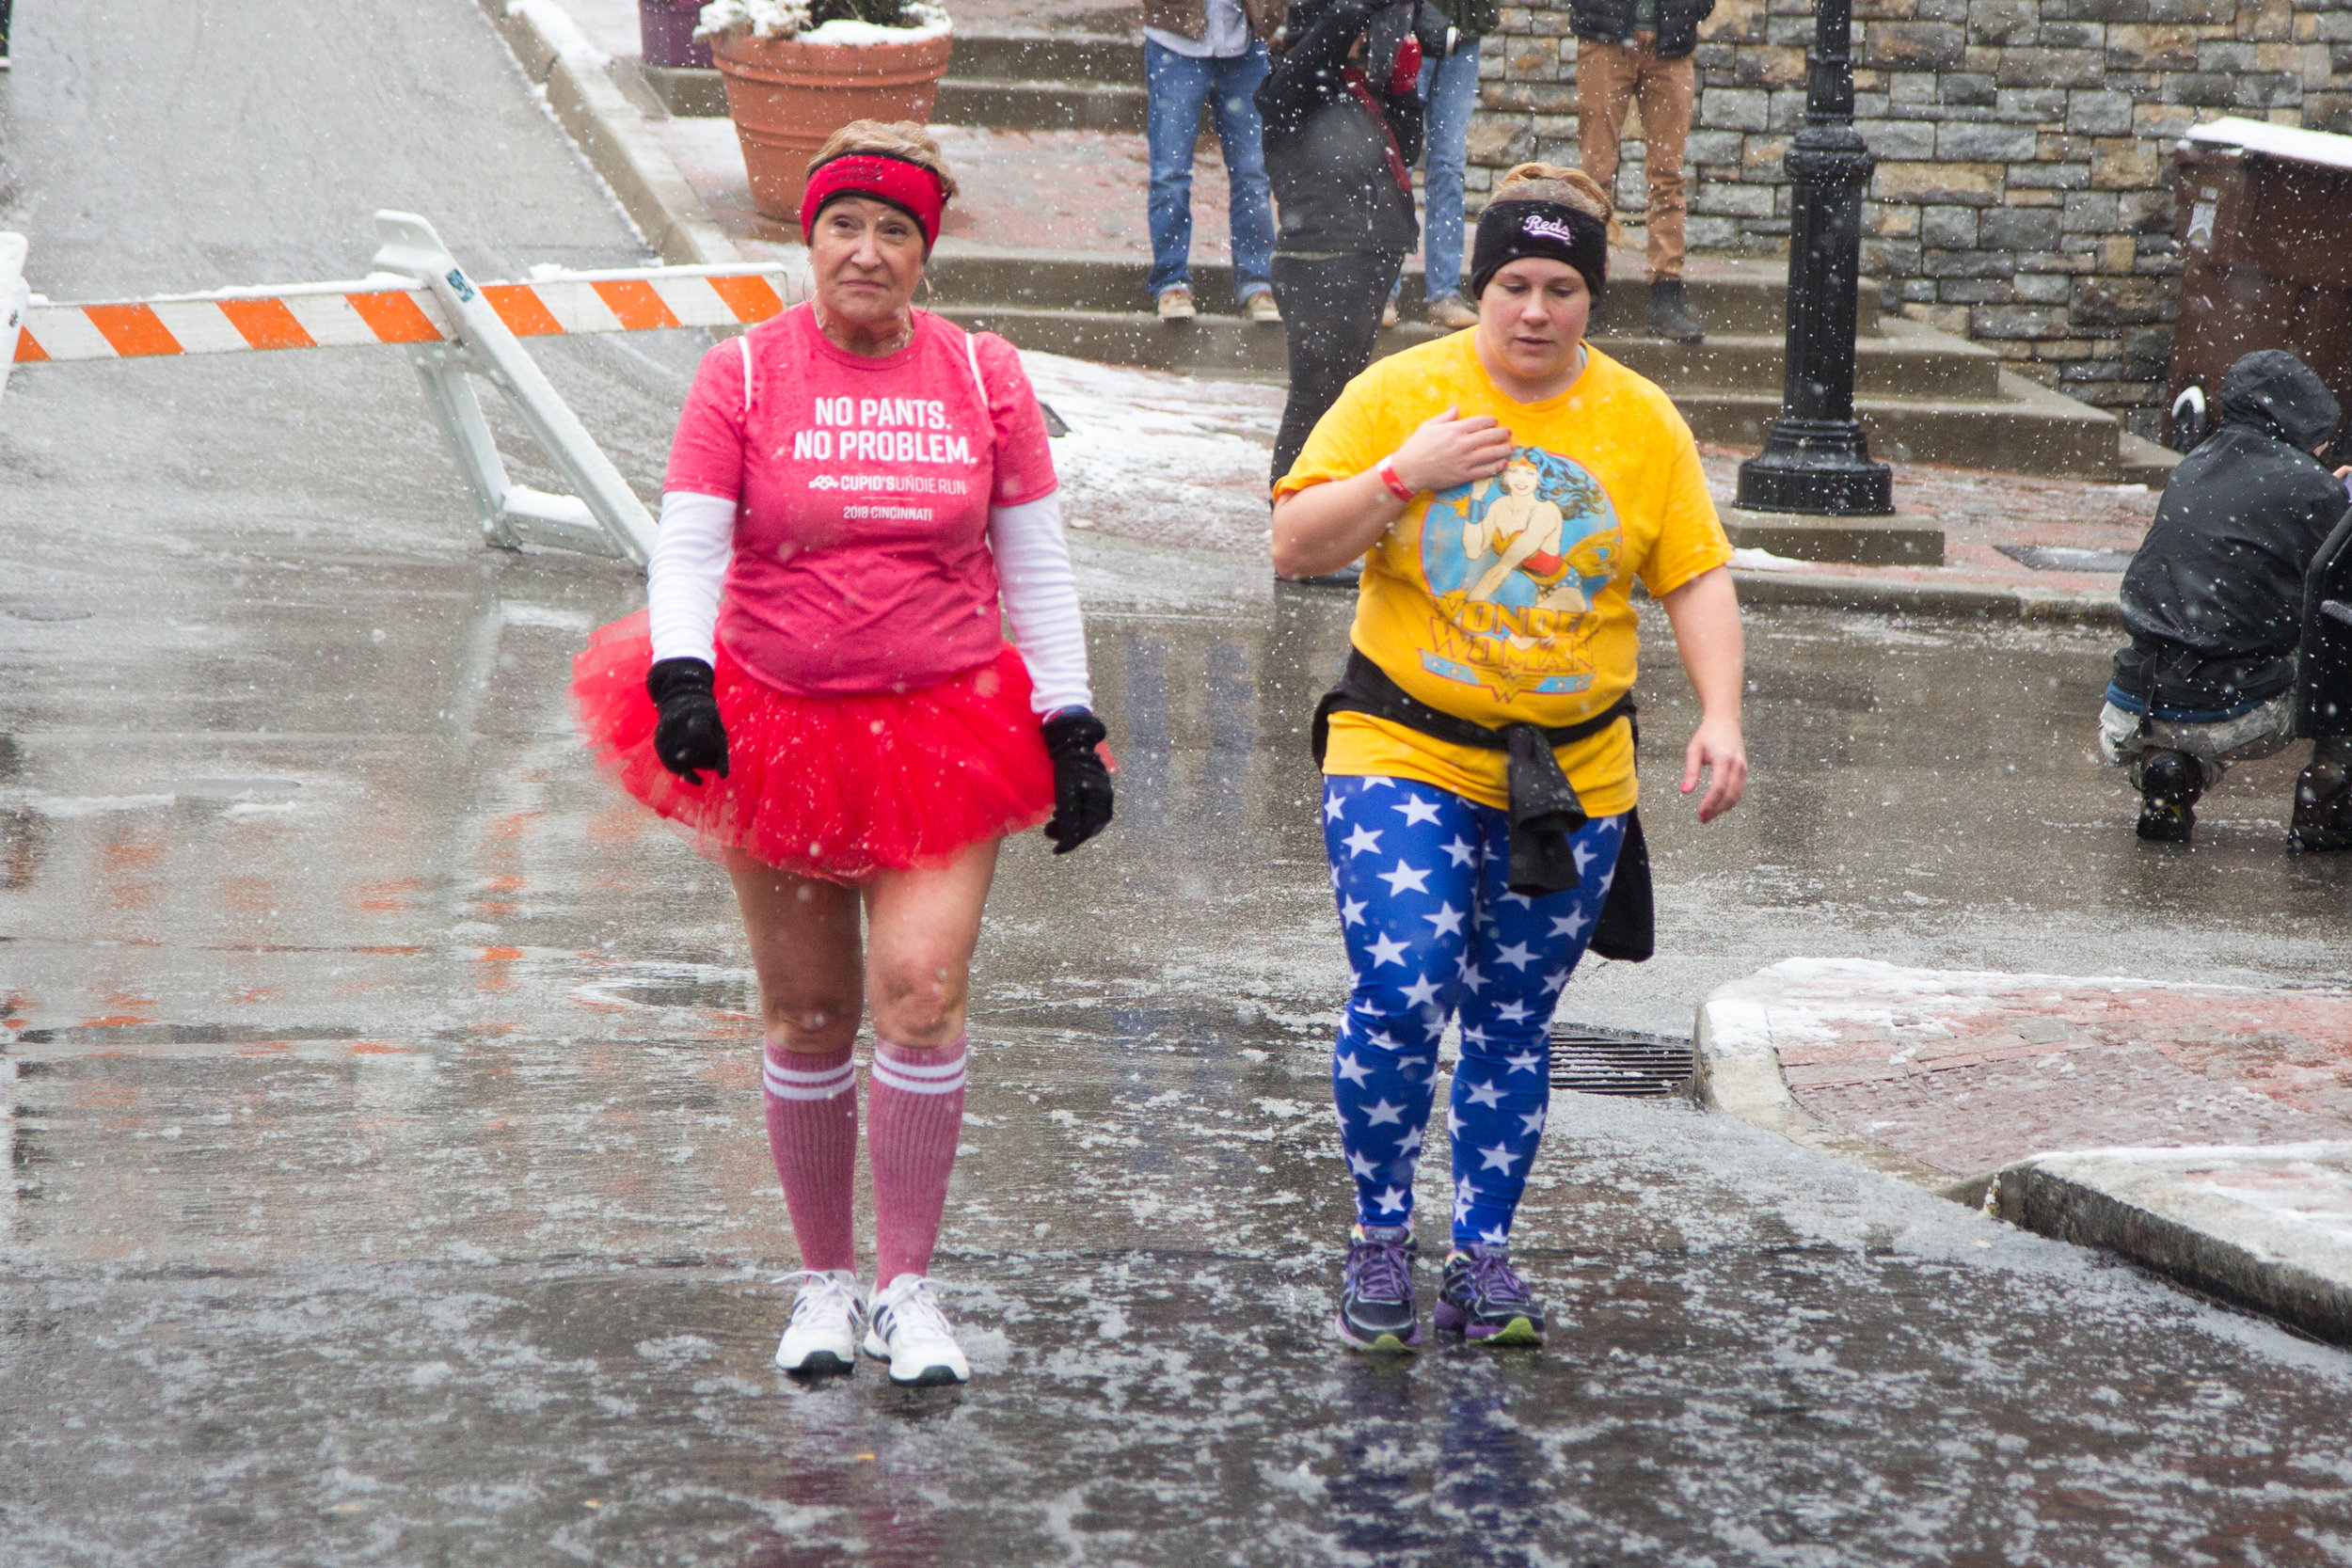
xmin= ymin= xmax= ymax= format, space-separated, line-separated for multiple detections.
xmin=2 ymin=211 xmax=794 ymax=565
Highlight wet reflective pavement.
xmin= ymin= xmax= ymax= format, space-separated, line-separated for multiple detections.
xmin=8 ymin=2 xmax=2352 ymax=1561
xmin=8 ymin=531 xmax=2352 ymax=1562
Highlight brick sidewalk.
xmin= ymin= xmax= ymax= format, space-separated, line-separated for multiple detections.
xmin=1704 ymin=959 xmax=2352 ymax=1179
xmin=1699 ymin=447 xmax=2158 ymax=602
xmin=1695 ymin=960 xmax=2352 ymax=1340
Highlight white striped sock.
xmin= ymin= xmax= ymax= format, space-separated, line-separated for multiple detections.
xmin=870 ymin=1044 xmax=967 ymax=1097
xmin=764 ymin=1054 xmax=857 ymax=1102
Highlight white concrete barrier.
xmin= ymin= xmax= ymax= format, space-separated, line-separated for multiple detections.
xmin=4 ymin=212 xmax=796 ymax=565
xmin=0 ymin=232 xmax=27 ymax=405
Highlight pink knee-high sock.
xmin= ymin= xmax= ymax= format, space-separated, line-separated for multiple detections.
xmin=867 ymin=1034 xmax=968 ymax=1289
xmin=761 ymin=1039 xmax=859 ymax=1275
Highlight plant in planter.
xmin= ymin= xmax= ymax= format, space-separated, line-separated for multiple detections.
xmin=697 ymin=0 xmax=955 ymax=223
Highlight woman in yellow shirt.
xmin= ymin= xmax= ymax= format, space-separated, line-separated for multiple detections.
xmin=1271 ymin=163 xmax=1748 ymax=1353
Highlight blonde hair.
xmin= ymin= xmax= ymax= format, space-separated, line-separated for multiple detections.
xmin=808 ymin=119 xmax=961 ymax=201
xmin=1489 ymin=162 xmax=1612 ymax=222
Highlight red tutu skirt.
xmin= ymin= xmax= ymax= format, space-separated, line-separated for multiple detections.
xmin=570 ymin=610 xmax=1055 ymax=883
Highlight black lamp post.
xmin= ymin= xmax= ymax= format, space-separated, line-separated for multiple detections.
xmin=1735 ymin=0 xmax=1894 ymax=515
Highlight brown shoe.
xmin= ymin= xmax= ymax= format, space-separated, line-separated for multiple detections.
xmin=1381 ymin=298 xmax=1398 ymax=329
xmin=1156 ymin=287 xmax=1197 ymax=321
xmin=1245 ymin=289 xmax=1282 ymax=324
xmin=1426 ymin=293 xmax=1479 ymax=329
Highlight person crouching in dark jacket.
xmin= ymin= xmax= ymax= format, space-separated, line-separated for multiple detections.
xmin=2100 ymin=349 xmax=2352 ymax=846
xmin=1259 ymin=0 xmax=1435 ymax=492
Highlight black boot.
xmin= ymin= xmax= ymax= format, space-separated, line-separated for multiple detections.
xmin=1645 ymin=277 xmax=1705 ymax=344
xmin=2136 ymin=749 xmax=2203 ymax=843
xmin=2288 ymin=745 xmax=2352 ymax=851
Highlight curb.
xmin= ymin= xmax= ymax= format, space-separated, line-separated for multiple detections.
xmin=1729 ymin=567 xmax=2123 ymax=626
xmin=1722 ymin=507 xmax=1946 ymax=568
xmin=1689 ymin=988 xmax=1979 ymax=1200
xmin=1991 ymin=1145 xmax=2352 ymax=1347
xmin=482 ymin=0 xmax=742 ymax=268
xmin=1692 ymin=961 xmax=2352 ymax=1342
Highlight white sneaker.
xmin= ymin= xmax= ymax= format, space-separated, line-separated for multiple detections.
xmin=773 ymin=1269 xmax=864 ymax=1374
xmin=862 ymin=1274 xmax=969 ymax=1386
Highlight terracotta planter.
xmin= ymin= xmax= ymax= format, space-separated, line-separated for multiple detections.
xmin=710 ymin=29 xmax=954 ymax=223
xmin=639 ymin=0 xmax=713 ymax=70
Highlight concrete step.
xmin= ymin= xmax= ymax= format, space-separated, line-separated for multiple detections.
xmin=936 ymin=305 xmax=2124 ymax=479
xmin=941 ymin=304 xmax=1994 ymax=400
xmin=925 ymin=245 xmax=1865 ymax=337
xmin=1721 ymin=508 xmax=1947 ymax=566
xmin=933 ymin=75 xmax=1146 ymax=133
xmin=1679 ymin=374 xmax=2123 ymax=481
xmin=949 ymin=31 xmax=1138 ymax=85
xmin=942 ymin=302 xmax=1316 ymax=376
xmin=635 ymin=62 xmax=726 ymax=119
xmin=1606 ymin=324 xmax=1998 ymax=401
xmin=2117 ymin=429 xmax=2183 ymax=488
xmin=621 ymin=39 xmax=1144 ymax=123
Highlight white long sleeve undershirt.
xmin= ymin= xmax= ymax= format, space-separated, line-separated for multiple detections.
xmin=645 ymin=489 xmax=734 ymax=668
xmin=642 ymin=487 xmax=1093 ymax=716
xmin=988 ymin=490 xmax=1092 ymax=714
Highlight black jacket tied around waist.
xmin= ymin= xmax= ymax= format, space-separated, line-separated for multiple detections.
xmin=1311 ymin=649 xmax=1655 ymax=962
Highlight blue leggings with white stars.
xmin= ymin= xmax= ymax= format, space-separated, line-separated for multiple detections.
xmin=1321 ymin=772 xmax=1624 ymax=1246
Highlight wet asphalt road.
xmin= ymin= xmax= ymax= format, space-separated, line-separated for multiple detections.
xmin=6 ymin=4 xmax=2352 ymax=1564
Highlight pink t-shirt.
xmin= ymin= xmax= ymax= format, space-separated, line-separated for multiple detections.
xmin=663 ymin=305 xmax=1057 ymax=696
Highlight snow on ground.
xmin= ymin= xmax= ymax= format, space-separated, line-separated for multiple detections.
xmin=1025 ymin=352 xmax=1282 ymax=558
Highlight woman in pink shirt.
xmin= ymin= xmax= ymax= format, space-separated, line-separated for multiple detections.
xmin=572 ymin=121 xmax=1110 ymax=1387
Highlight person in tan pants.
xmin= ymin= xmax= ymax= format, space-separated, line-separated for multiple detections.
xmin=1571 ymin=0 xmax=1714 ymax=341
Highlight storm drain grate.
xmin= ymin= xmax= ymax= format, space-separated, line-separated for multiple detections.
xmin=1549 ymin=1027 xmax=1694 ymax=1097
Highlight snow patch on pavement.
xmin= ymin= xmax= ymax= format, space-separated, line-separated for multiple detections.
xmin=1730 ymin=546 xmax=1809 ymax=572
xmin=25 ymin=793 xmax=177 ymax=817
xmin=1024 ymin=353 xmax=1282 ymax=558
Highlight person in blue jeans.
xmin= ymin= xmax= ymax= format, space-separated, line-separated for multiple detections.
xmin=1391 ymin=2 xmax=1489 ymax=329
xmin=1142 ymin=0 xmax=1285 ymax=323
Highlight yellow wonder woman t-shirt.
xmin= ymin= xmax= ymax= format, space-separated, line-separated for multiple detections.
xmin=1275 ymin=332 xmax=1732 ymax=818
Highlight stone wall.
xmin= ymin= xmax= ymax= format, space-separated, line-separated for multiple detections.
xmin=1465 ymin=0 xmax=2352 ymax=438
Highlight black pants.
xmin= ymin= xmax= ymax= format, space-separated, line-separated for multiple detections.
xmin=1269 ymin=250 xmax=1405 ymax=490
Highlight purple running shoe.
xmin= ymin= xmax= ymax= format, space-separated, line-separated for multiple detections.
xmin=1333 ymin=1225 xmax=1422 ymax=1352
xmin=1435 ymin=1243 xmax=1545 ymax=1346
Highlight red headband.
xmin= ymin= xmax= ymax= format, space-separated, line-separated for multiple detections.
xmin=799 ymin=152 xmax=948 ymax=250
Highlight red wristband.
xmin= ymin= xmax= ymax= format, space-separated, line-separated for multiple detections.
xmin=1374 ymin=455 xmax=1415 ymax=501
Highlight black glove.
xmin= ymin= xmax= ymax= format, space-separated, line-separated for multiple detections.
xmin=646 ymin=657 xmax=729 ymax=785
xmin=1041 ymin=708 xmax=1114 ymax=855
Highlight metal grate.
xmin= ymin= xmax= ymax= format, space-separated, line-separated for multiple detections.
xmin=1549 ymin=1027 xmax=1694 ymax=1097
